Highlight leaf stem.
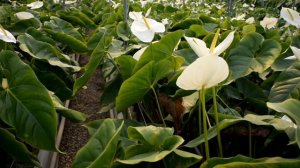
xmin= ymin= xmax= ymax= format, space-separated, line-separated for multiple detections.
xmin=249 ymin=123 xmax=252 ymax=157
xmin=201 ymin=88 xmax=210 ymax=159
xmin=151 ymin=86 xmax=166 ymax=127
xmin=212 ymin=87 xmax=223 ymax=157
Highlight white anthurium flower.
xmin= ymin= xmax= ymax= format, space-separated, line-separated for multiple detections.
xmin=133 ymin=46 xmax=147 ymax=60
xmin=162 ymin=18 xmax=169 ymax=25
xmin=65 ymin=0 xmax=77 ymax=4
xmin=281 ymin=115 xmax=297 ymax=128
xmin=260 ymin=17 xmax=278 ymax=29
xmin=15 ymin=12 xmax=34 ymax=20
xmin=232 ymin=14 xmax=246 ymax=21
xmin=245 ymin=17 xmax=255 ymax=24
xmin=285 ymin=46 xmax=300 ymax=61
xmin=280 ymin=7 xmax=300 ymax=28
xmin=182 ymin=92 xmax=199 ymax=113
xmin=129 ymin=11 xmax=165 ymax=43
xmin=129 ymin=12 xmax=143 ymax=20
xmin=176 ymin=31 xmax=234 ymax=90
xmin=0 ymin=27 xmax=16 ymax=43
xmin=145 ymin=7 xmax=151 ymax=17
xmin=27 ymin=1 xmax=43 ymax=9
xmin=242 ymin=3 xmax=249 ymax=7
xmin=132 ymin=41 xmax=159 ymax=60
xmin=140 ymin=0 xmax=147 ymax=8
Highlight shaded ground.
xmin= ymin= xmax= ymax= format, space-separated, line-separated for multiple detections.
xmin=58 ymin=57 xmax=107 ymax=168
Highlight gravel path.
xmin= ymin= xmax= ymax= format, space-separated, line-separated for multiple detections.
xmin=58 ymin=57 xmax=107 ymax=168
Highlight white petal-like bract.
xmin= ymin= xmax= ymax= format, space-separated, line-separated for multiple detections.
xmin=133 ymin=46 xmax=147 ymax=60
xmin=245 ymin=17 xmax=255 ymax=24
xmin=280 ymin=7 xmax=300 ymax=28
xmin=0 ymin=28 xmax=16 ymax=43
xmin=260 ymin=17 xmax=278 ymax=29
xmin=130 ymin=13 xmax=165 ymax=43
xmin=184 ymin=36 xmax=210 ymax=57
xmin=291 ymin=46 xmax=300 ymax=60
xmin=15 ymin=12 xmax=34 ymax=20
xmin=176 ymin=56 xmax=229 ymax=90
xmin=214 ymin=31 xmax=235 ymax=56
xmin=129 ymin=12 xmax=143 ymax=20
xmin=27 ymin=1 xmax=43 ymax=9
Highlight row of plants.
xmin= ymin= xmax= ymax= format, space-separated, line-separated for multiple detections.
xmin=1 ymin=0 xmax=300 ymax=167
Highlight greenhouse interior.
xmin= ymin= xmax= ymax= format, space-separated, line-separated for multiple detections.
xmin=1 ymin=0 xmax=300 ymax=167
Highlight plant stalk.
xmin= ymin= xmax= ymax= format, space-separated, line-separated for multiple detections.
xmin=212 ymin=87 xmax=223 ymax=157
xmin=151 ymin=86 xmax=166 ymax=127
xmin=249 ymin=123 xmax=252 ymax=157
xmin=201 ymin=88 xmax=210 ymax=159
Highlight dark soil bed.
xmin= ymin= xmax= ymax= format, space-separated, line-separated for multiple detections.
xmin=58 ymin=56 xmax=108 ymax=168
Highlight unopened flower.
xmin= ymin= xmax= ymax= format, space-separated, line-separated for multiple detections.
xmin=260 ymin=17 xmax=278 ymax=29
xmin=280 ymin=7 xmax=300 ymax=28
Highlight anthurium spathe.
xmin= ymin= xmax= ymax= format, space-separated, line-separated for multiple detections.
xmin=27 ymin=1 xmax=43 ymax=9
xmin=176 ymin=31 xmax=234 ymax=90
xmin=285 ymin=46 xmax=300 ymax=60
xmin=260 ymin=16 xmax=278 ymax=29
xmin=280 ymin=7 xmax=300 ymax=28
xmin=0 ymin=27 xmax=16 ymax=43
xmin=15 ymin=12 xmax=34 ymax=20
xmin=129 ymin=11 xmax=165 ymax=43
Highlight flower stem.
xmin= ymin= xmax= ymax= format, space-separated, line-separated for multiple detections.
xmin=201 ymin=88 xmax=210 ymax=159
xmin=212 ymin=87 xmax=223 ymax=157
xmin=151 ymin=86 xmax=166 ymax=127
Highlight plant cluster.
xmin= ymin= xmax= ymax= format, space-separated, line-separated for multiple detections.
xmin=1 ymin=0 xmax=300 ymax=167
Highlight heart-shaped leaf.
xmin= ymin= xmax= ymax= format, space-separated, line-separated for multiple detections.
xmin=267 ymin=99 xmax=300 ymax=148
xmin=0 ymin=51 xmax=58 ymax=151
xmin=0 ymin=128 xmax=41 ymax=167
xmin=227 ymin=32 xmax=281 ymax=81
xmin=269 ymin=62 xmax=300 ymax=102
xmin=72 ymin=119 xmax=124 ymax=168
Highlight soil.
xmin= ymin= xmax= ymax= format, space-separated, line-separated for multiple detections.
xmin=58 ymin=56 xmax=108 ymax=168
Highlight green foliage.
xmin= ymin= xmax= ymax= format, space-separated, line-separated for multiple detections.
xmin=227 ymin=32 xmax=281 ymax=82
xmin=72 ymin=119 xmax=124 ymax=168
xmin=0 ymin=51 xmax=58 ymax=151
xmin=201 ymin=155 xmax=300 ymax=168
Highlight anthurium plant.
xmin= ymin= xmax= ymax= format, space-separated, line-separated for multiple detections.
xmin=1 ymin=0 xmax=300 ymax=167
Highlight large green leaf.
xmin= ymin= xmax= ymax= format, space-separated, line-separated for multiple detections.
xmin=18 ymin=34 xmax=81 ymax=72
xmin=133 ymin=30 xmax=184 ymax=73
xmin=116 ymin=57 xmax=183 ymax=111
xmin=0 ymin=128 xmax=41 ymax=167
xmin=185 ymin=114 xmax=293 ymax=148
xmin=116 ymin=21 xmax=130 ymax=41
xmin=269 ymin=62 xmax=300 ymax=102
xmin=227 ymin=32 xmax=281 ymax=81
xmin=73 ymin=30 xmax=112 ymax=95
xmin=10 ymin=18 xmax=41 ymax=35
xmin=51 ymin=94 xmax=87 ymax=123
xmin=72 ymin=119 xmax=124 ymax=168
xmin=57 ymin=10 xmax=96 ymax=29
xmin=0 ymin=51 xmax=58 ymax=151
xmin=164 ymin=149 xmax=202 ymax=168
xmin=116 ymin=55 xmax=137 ymax=81
xmin=117 ymin=126 xmax=185 ymax=164
xmin=267 ymin=99 xmax=300 ymax=148
xmin=44 ymin=17 xmax=88 ymax=53
xmin=201 ymin=155 xmax=300 ymax=168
